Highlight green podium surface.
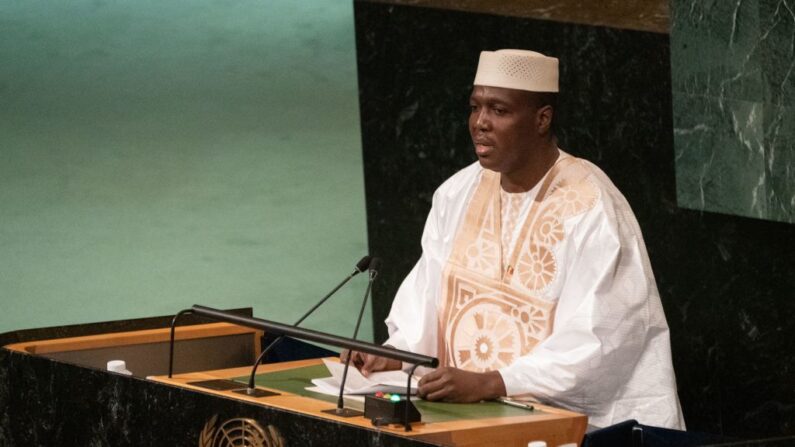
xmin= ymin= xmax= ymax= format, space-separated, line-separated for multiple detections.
xmin=237 ymin=363 xmax=543 ymax=424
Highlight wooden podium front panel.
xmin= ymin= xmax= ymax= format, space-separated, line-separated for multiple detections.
xmin=151 ymin=358 xmax=587 ymax=447
xmin=4 ymin=322 xmax=261 ymax=377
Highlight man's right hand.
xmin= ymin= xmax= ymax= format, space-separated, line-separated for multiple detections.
xmin=340 ymin=349 xmax=401 ymax=377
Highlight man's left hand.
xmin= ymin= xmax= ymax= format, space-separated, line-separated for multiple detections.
xmin=417 ymin=367 xmax=506 ymax=403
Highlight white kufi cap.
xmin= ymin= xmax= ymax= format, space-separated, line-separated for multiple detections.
xmin=473 ymin=49 xmax=559 ymax=92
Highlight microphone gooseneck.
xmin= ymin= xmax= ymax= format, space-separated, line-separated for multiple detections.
xmin=245 ymin=255 xmax=372 ymax=392
xmin=335 ymin=257 xmax=381 ymax=413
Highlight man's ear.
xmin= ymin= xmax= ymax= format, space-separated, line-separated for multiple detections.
xmin=536 ymin=105 xmax=554 ymax=135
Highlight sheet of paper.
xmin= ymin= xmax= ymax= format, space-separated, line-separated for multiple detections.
xmin=304 ymin=358 xmax=418 ymax=396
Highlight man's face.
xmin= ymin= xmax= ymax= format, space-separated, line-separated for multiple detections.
xmin=468 ymin=85 xmax=539 ymax=175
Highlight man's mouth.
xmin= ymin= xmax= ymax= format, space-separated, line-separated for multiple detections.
xmin=474 ymin=142 xmax=493 ymax=156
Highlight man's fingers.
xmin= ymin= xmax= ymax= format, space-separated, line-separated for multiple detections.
xmin=341 ymin=350 xmax=359 ymax=363
xmin=418 ymin=374 xmax=447 ymax=400
xmin=361 ymin=355 xmax=393 ymax=376
xmin=360 ymin=354 xmax=379 ymax=376
xmin=419 ymin=367 xmax=496 ymax=402
xmin=418 ymin=368 xmax=442 ymax=386
xmin=417 ymin=367 xmax=447 ymax=396
xmin=352 ymin=351 xmax=365 ymax=367
xmin=424 ymin=386 xmax=453 ymax=402
xmin=343 ymin=350 xmax=368 ymax=372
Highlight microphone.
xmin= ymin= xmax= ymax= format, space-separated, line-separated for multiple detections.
xmin=368 ymin=257 xmax=382 ymax=277
xmin=354 ymin=255 xmax=372 ymax=273
xmin=236 ymin=255 xmax=372 ymax=397
xmin=326 ymin=257 xmax=381 ymax=417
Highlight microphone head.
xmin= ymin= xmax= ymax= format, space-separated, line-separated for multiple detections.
xmin=354 ymin=255 xmax=373 ymax=273
xmin=369 ymin=257 xmax=382 ymax=273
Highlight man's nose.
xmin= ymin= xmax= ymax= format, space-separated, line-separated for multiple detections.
xmin=474 ymin=111 xmax=489 ymax=130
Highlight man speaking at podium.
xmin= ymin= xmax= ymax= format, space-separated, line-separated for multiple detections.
xmin=348 ymin=49 xmax=685 ymax=430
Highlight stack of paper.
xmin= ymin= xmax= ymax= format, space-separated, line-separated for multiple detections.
xmin=307 ymin=358 xmax=418 ymax=398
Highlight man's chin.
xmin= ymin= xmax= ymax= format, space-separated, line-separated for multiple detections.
xmin=477 ymin=156 xmax=499 ymax=172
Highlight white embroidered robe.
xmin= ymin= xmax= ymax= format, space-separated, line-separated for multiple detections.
xmin=384 ymin=152 xmax=685 ymax=430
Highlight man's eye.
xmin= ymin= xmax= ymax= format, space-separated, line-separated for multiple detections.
xmin=493 ymin=108 xmax=506 ymax=115
xmin=469 ymin=105 xmax=478 ymax=112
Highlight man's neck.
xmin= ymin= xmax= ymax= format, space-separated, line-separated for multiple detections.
xmin=500 ymin=142 xmax=559 ymax=193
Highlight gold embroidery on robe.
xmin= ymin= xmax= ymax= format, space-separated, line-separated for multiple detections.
xmin=438 ymin=155 xmax=601 ymax=371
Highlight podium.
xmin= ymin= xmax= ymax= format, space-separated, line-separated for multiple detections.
xmin=0 ymin=313 xmax=587 ymax=446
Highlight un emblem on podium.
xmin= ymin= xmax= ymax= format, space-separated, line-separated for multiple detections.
xmin=200 ymin=415 xmax=285 ymax=447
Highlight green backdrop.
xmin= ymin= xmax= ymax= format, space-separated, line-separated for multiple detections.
xmin=0 ymin=0 xmax=371 ymax=341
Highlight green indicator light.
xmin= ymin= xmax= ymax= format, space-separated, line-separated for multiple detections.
xmin=390 ymin=394 xmax=401 ymax=402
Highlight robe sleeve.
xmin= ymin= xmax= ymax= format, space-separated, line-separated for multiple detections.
xmin=498 ymin=193 xmax=658 ymax=421
xmin=383 ymin=164 xmax=479 ymax=357
xmin=383 ymin=190 xmax=446 ymax=357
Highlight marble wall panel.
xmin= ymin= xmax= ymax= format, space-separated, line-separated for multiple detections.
xmin=764 ymin=103 xmax=795 ymax=222
xmin=355 ymin=0 xmax=794 ymax=439
xmin=671 ymin=0 xmax=795 ymax=223
xmin=673 ymin=94 xmax=768 ymax=218
xmin=671 ymin=0 xmax=763 ymax=101
xmin=758 ymin=0 xmax=795 ymax=106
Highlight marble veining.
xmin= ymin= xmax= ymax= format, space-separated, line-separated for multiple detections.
xmin=671 ymin=0 xmax=795 ymax=223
